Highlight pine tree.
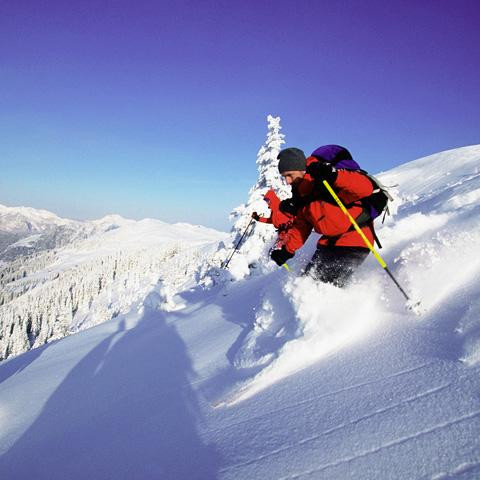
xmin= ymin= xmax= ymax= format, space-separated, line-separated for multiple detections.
xmin=226 ymin=115 xmax=289 ymax=278
xmin=0 ymin=237 xmax=221 ymax=361
xmin=252 ymin=115 xmax=290 ymax=197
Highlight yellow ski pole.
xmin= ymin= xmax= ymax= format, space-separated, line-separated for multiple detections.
xmin=323 ymin=180 xmax=411 ymax=302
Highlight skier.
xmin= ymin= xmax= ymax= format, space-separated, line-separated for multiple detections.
xmin=251 ymin=189 xmax=294 ymax=249
xmin=270 ymin=147 xmax=376 ymax=287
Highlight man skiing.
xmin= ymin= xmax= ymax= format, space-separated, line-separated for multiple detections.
xmin=270 ymin=147 xmax=376 ymax=287
xmin=251 ymin=189 xmax=294 ymax=249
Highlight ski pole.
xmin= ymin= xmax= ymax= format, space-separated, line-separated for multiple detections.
xmin=222 ymin=217 xmax=255 ymax=270
xmin=323 ymin=180 xmax=411 ymax=302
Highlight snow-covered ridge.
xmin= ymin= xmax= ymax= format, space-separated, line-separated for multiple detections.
xmin=0 ymin=203 xmax=71 ymax=223
xmin=0 ymin=203 xmax=227 ymax=263
xmin=0 ymin=205 xmax=107 ymax=262
xmin=0 ymin=203 xmax=79 ymax=234
xmin=377 ymin=144 xmax=480 ymax=198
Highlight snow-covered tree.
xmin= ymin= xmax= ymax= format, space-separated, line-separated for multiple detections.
xmin=0 ymin=241 xmax=221 ymax=361
xmin=225 ymin=115 xmax=290 ymax=279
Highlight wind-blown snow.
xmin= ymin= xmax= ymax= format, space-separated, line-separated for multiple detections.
xmin=220 ymin=277 xmax=386 ymax=406
xmin=1 ymin=144 xmax=479 ymax=479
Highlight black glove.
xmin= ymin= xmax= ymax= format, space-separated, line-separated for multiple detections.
xmin=279 ymin=198 xmax=301 ymax=215
xmin=251 ymin=212 xmax=260 ymax=221
xmin=270 ymin=246 xmax=294 ymax=266
xmin=306 ymin=161 xmax=338 ymax=185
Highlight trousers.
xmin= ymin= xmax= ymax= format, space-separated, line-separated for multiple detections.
xmin=303 ymin=245 xmax=370 ymax=287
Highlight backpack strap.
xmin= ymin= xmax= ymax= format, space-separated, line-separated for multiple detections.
xmin=366 ymin=173 xmax=394 ymax=201
xmin=344 ymin=215 xmax=383 ymax=248
xmin=345 ymin=198 xmax=384 ymax=247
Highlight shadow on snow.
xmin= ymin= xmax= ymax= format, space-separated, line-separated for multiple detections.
xmin=0 ymin=292 xmax=221 ymax=480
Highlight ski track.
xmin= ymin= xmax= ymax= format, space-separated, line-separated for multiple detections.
xmin=221 ymin=359 xmax=437 ymax=408
xmin=277 ymin=410 xmax=480 ymax=480
xmin=429 ymin=461 xmax=480 ymax=480
xmin=207 ymin=361 xmax=436 ymax=433
xmin=218 ymin=382 xmax=451 ymax=474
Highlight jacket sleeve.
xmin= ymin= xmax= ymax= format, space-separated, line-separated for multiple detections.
xmin=333 ymin=170 xmax=374 ymax=205
xmin=284 ymin=210 xmax=312 ymax=254
xmin=259 ymin=215 xmax=273 ymax=224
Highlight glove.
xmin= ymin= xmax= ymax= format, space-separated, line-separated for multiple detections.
xmin=251 ymin=212 xmax=260 ymax=221
xmin=306 ymin=161 xmax=338 ymax=185
xmin=279 ymin=198 xmax=300 ymax=215
xmin=270 ymin=246 xmax=294 ymax=266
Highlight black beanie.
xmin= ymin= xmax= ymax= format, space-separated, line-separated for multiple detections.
xmin=277 ymin=148 xmax=307 ymax=173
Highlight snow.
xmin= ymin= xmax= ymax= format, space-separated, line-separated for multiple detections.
xmin=220 ymin=276 xmax=386 ymax=406
xmin=4 ymin=233 xmax=43 ymax=250
xmin=224 ymin=115 xmax=289 ymax=280
xmin=1 ymin=143 xmax=480 ymax=479
xmin=57 ymin=217 xmax=226 ymax=264
xmin=0 ymin=211 xmax=228 ymax=360
xmin=0 ymin=203 xmax=76 ymax=232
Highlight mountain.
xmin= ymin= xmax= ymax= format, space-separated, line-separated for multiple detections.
xmin=0 ymin=204 xmax=75 ymax=233
xmin=0 ymin=145 xmax=479 ymax=479
xmin=0 ymin=209 xmax=227 ymax=360
xmin=0 ymin=204 xmax=136 ymax=262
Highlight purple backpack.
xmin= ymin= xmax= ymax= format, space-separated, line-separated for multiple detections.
xmin=311 ymin=145 xmax=391 ymax=232
xmin=311 ymin=145 xmax=361 ymax=171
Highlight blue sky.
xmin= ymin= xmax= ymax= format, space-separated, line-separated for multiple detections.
xmin=1 ymin=1 xmax=479 ymax=230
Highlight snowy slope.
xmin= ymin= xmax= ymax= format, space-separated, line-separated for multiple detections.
xmin=0 ymin=213 xmax=227 ymax=360
xmin=0 ymin=145 xmax=479 ymax=479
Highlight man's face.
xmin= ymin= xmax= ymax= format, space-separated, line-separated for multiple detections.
xmin=281 ymin=170 xmax=306 ymax=186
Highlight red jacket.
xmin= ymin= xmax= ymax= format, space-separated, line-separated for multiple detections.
xmin=284 ymin=162 xmax=374 ymax=254
xmin=258 ymin=189 xmax=293 ymax=229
